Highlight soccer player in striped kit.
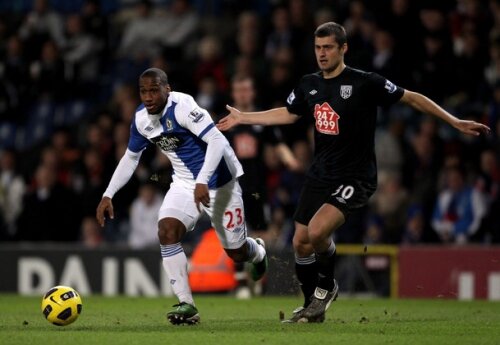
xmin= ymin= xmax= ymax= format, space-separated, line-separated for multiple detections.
xmin=96 ymin=68 xmax=268 ymax=325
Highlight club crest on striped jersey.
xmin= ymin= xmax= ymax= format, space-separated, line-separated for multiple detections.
xmin=166 ymin=119 xmax=173 ymax=131
xmin=314 ymin=102 xmax=340 ymax=135
xmin=340 ymin=85 xmax=352 ymax=99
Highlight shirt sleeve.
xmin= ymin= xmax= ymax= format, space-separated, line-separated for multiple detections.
xmin=195 ymin=126 xmax=228 ymax=184
xmin=127 ymin=115 xmax=151 ymax=153
xmin=175 ymin=94 xmax=229 ymax=184
xmin=366 ymin=72 xmax=405 ymax=107
xmin=285 ymin=77 xmax=308 ymax=117
xmin=103 ymin=149 xmax=142 ymax=198
xmin=175 ymin=94 xmax=216 ymax=138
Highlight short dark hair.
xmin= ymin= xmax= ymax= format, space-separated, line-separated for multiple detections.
xmin=140 ymin=68 xmax=169 ymax=85
xmin=314 ymin=22 xmax=347 ymax=46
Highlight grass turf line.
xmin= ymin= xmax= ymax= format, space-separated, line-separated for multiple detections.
xmin=1 ymin=295 xmax=499 ymax=345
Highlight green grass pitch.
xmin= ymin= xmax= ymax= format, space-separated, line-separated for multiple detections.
xmin=1 ymin=294 xmax=499 ymax=345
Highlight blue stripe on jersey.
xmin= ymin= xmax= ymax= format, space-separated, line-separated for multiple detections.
xmin=211 ymin=159 xmax=232 ymax=188
xmin=199 ymin=123 xmax=215 ymax=139
xmin=159 ymin=103 xmax=171 ymax=132
xmin=165 ymin=106 xmax=232 ymax=188
xmin=128 ymin=111 xmax=151 ymax=152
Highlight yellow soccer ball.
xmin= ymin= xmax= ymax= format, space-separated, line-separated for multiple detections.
xmin=41 ymin=286 xmax=83 ymax=326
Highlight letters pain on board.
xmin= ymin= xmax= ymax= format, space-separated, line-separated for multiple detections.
xmin=0 ymin=247 xmax=174 ymax=296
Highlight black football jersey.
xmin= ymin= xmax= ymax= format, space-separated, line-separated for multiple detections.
xmin=286 ymin=66 xmax=404 ymax=185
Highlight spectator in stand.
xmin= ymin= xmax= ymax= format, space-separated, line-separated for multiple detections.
xmin=453 ymin=27 xmax=489 ymax=105
xmin=224 ymin=75 xmax=298 ymax=298
xmin=80 ymin=216 xmax=103 ymax=248
xmin=342 ymin=0 xmax=375 ymax=70
xmin=261 ymin=47 xmax=296 ymax=108
xmin=414 ymin=5 xmax=456 ymax=103
xmin=486 ymin=80 xmax=500 ymax=139
xmin=128 ymin=182 xmax=163 ymax=249
xmin=374 ymin=117 xmax=407 ymax=177
xmin=432 ymin=165 xmax=488 ymax=244
xmin=265 ymin=6 xmax=295 ymax=60
xmin=0 ymin=150 xmax=26 ymax=239
xmin=195 ymin=77 xmax=224 ymax=115
xmin=474 ymin=148 xmax=500 ymax=242
xmin=402 ymin=205 xmax=425 ymax=244
xmin=371 ymin=29 xmax=405 ymax=84
xmin=18 ymin=0 xmax=65 ymax=60
xmin=403 ymin=130 xmax=440 ymax=223
xmin=81 ymin=0 xmax=109 ymax=57
xmin=74 ymin=147 xmax=107 ymax=218
xmin=157 ymin=0 xmax=199 ymax=60
xmin=0 ymin=35 xmax=29 ymax=123
xmin=62 ymin=13 xmax=102 ymax=96
xmin=475 ymin=148 xmax=500 ymax=203
xmin=193 ymin=35 xmax=228 ymax=94
xmin=29 ymin=40 xmax=66 ymax=100
xmin=369 ymin=172 xmax=409 ymax=243
xmin=383 ymin=0 xmax=421 ymax=84
xmin=16 ymin=163 xmax=81 ymax=241
xmin=117 ymin=0 xmax=160 ymax=61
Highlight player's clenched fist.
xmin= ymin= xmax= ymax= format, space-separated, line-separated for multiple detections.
xmin=96 ymin=196 xmax=114 ymax=227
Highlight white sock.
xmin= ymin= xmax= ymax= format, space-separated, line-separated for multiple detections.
xmin=160 ymin=243 xmax=194 ymax=306
xmin=246 ymin=237 xmax=265 ymax=263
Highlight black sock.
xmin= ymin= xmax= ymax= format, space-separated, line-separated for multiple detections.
xmin=295 ymin=255 xmax=318 ymax=308
xmin=316 ymin=241 xmax=336 ymax=291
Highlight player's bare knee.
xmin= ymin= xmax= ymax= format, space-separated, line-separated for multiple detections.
xmin=157 ymin=218 xmax=184 ymax=245
xmin=293 ymin=236 xmax=313 ymax=256
xmin=308 ymin=227 xmax=328 ymax=248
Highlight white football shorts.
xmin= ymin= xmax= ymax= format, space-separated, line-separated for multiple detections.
xmin=158 ymin=179 xmax=247 ymax=249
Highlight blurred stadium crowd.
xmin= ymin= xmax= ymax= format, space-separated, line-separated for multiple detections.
xmin=0 ymin=0 xmax=500 ymax=248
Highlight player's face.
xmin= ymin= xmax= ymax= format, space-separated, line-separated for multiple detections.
xmin=314 ymin=35 xmax=346 ymax=76
xmin=139 ymin=76 xmax=170 ymax=115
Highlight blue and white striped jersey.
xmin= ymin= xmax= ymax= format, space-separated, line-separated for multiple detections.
xmin=128 ymin=91 xmax=243 ymax=189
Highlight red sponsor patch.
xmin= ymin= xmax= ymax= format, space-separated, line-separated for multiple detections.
xmin=314 ymin=102 xmax=340 ymax=135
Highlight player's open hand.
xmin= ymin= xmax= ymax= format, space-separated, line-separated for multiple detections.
xmin=454 ymin=119 xmax=491 ymax=136
xmin=216 ymin=105 xmax=242 ymax=131
xmin=96 ymin=196 xmax=114 ymax=227
xmin=194 ymin=183 xmax=210 ymax=211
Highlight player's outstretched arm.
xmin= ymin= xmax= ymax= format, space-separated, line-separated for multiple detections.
xmin=217 ymin=105 xmax=299 ymax=131
xmin=400 ymin=90 xmax=491 ymax=136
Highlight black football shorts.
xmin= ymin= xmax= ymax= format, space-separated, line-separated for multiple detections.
xmin=293 ymin=177 xmax=376 ymax=226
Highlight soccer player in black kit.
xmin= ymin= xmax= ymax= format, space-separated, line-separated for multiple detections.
xmin=218 ymin=22 xmax=490 ymax=323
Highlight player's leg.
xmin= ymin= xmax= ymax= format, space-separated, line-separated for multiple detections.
xmin=234 ymin=262 xmax=251 ymax=299
xmin=301 ymin=180 xmax=373 ymax=322
xmin=283 ymin=179 xmax=331 ymax=323
xmin=298 ymin=204 xmax=343 ymax=321
xmin=293 ymin=222 xmax=316 ymax=308
xmin=309 ymin=203 xmax=344 ymax=290
xmin=158 ymin=184 xmax=202 ymax=325
xmin=234 ymin=187 xmax=268 ymax=299
xmin=281 ymin=222 xmax=319 ymax=323
xmin=206 ymin=180 xmax=267 ymax=281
